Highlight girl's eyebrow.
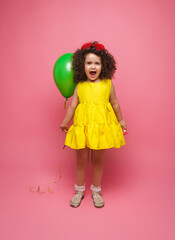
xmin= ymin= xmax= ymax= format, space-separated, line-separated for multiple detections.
xmin=85 ymin=61 xmax=101 ymax=63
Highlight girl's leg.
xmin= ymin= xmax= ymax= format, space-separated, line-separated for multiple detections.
xmin=75 ymin=147 xmax=90 ymax=186
xmin=90 ymin=149 xmax=105 ymax=208
xmin=91 ymin=149 xmax=105 ymax=187
xmin=70 ymin=148 xmax=90 ymax=208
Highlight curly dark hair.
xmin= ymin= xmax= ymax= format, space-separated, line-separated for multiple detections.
xmin=72 ymin=41 xmax=117 ymax=83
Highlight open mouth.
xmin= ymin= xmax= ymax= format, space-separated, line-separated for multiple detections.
xmin=90 ymin=71 xmax=96 ymax=77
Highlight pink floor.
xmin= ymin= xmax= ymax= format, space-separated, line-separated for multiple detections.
xmin=1 ymin=145 xmax=174 ymax=240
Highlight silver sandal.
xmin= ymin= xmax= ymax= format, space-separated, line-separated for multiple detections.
xmin=70 ymin=191 xmax=84 ymax=207
xmin=92 ymin=191 xmax=104 ymax=208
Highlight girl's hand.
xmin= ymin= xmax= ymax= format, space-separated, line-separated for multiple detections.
xmin=60 ymin=123 xmax=69 ymax=133
xmin=118 ymin=119 xmax=127 ymax=130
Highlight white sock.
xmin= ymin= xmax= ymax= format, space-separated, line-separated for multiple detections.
xmin=75 ymin=183 xmax=85 ymax=192
xmin=90 ymin=184 xmax=101 ymax=193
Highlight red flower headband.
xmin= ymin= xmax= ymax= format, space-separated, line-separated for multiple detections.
xmin=82 ymin=42 xmax=105 ymax=51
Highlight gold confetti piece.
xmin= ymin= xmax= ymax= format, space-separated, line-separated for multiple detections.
xmin=29 ymin=186 xmax=38 ymax=192
xmin=38 ymin=186 xmax=47 ymax=194
xmin=29 ymin=181 xmax=57 ymax=194
xmin=47 ymin=186 xmax=54 ymax=193
xmin=51 ymin=181 xmax=57 ymax=184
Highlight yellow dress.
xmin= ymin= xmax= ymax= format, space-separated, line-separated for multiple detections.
xmin=65 ymin=79 xmax=126 ymax=150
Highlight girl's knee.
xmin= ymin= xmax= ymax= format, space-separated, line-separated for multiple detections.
xmin=91 ymin=149 xmax=105 ymax=164
xmin=91 ymin=158 xmax=104 ymax=168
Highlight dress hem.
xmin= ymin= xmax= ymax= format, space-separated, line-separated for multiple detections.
xmin=64 ymin=143 xmax=126 ymax=150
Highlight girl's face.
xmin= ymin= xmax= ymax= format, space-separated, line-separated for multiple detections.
xmin=84 ymin=53 xmax=102 ymax=82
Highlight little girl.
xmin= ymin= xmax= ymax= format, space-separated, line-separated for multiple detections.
xmin=60 ymin=41 xmax=127 ymax=208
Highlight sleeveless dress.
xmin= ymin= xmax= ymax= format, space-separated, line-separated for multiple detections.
xmin=65 ymin=79 xmax=126 ymax=150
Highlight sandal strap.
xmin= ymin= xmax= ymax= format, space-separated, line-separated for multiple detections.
xmin=92 ymin=191 xmax=104 ymax=206
xmin=75 ymin=190 xmax=84 ymax=194
xmin=92 ymin=191 xmax=102 ymax=196
xmin=70 ymin=191 xmax=84 ymax=205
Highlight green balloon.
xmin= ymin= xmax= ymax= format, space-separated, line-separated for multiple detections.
xmin=53 ymin=53 xmax=77 ymax=99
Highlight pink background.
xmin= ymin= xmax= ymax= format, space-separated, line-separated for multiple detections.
xmin=1 ymin=0 xmax=175 ymax=239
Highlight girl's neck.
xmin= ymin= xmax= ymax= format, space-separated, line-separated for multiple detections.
xmin=86 ymin=78 xmax=102 ymax=83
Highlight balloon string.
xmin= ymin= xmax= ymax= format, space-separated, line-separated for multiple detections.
xmin=31 ymin=97 xmax=68 ymax=194
xmin=64 ymin=98 xmax=68 ymax=109
xmin=31 ymin=97 xmax=69 ymax=194
xmin=59 ymin=162 xmax=62 ymax=179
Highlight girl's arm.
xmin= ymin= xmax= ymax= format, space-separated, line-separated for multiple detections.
xmin=60 ymin=85 xmax=79 ymax=132
xmin=109 ymin=82 xmax=127 ymax=130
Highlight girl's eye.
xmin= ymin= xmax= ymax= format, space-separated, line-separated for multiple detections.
xmin=86 ymin=62 xmax=101 ymax=65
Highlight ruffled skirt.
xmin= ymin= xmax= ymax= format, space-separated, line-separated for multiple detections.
xmin=64 ymin=102 xmax=126 ymax=150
